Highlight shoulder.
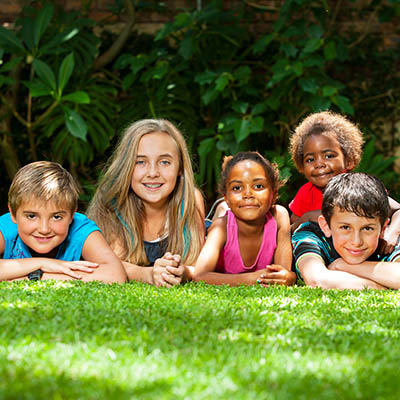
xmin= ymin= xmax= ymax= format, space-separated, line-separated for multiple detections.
xmin=69 ymin=213 xmax=100 ymax=236
xmin=272 ymin=205 xmax=289 ymax=222
xmin=194 ymin=188 xmax=205 ymax=215
xmin=0 ymin=213 xmax=17 ymax=239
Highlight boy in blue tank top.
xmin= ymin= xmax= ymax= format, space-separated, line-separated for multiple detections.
xmin=0 ymin=161 xmax=126 ymax=283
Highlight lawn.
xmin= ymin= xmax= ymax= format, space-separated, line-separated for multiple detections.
xmin=1 ymin=281 xmax=399 ymax=399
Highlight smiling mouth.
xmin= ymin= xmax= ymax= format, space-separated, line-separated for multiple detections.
xmin=143 ymin=183 xmax=163 ymax=189
xmin=345 ymin=248 xmax=366 ymax=256
xmin=34 ymin=236 xmax=54 ymax=242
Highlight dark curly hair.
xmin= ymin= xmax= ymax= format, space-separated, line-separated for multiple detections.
xmin=219 ymin=151 xmax=282 ymax=205
xmin=290 ymin=111 xmax=364 ymax=172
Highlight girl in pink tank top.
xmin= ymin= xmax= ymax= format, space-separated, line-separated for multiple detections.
xmin=193 ymin=152 xmax=296 ymax=287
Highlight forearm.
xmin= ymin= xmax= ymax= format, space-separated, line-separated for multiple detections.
xmin=123 ymin=261 xmax=154 ymax=284
xmin=0 ymin=258 xmax=48 ymax=281
xmin=305 ymin=269 xmax=386 ymax=290
xmin=193 ymin=271 xmax=256 ymax=287
xmin=335 ymin=261 xmax=400 ymax=289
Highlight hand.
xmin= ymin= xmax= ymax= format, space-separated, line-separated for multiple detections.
xmin=379 ymin=225 xmax=400 ymax=255
xmin=40 ymin=259 xmax=98 ymax=279
xmin=327 ymin=258 xmax=348 ymax=271
xmin=256 ymin=264 xmax=296 ymax=286
xmin=152 ymin=252 xmax=181 ymax=287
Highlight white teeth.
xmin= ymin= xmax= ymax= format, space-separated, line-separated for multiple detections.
xmin=144 ymin=183 xmax=162 ymax=188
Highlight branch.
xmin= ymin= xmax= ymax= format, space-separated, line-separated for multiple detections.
xmin=244 ymin=1 xmax=277 ymax=11
xmin=93 ymin=0 xmax=137 ymax=71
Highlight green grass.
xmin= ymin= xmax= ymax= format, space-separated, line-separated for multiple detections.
xmin=1 ymin=281 xmax=400 ymax=399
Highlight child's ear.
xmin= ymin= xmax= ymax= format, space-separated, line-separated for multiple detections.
xmin=379 ymin=218 xmax=390 ymax=239
xmin=223 ymin=194 xmax=229 ymax=208
xmin=318 ymin=214 xmax=332 ymax=237
xmin=345 ymin=158 xmax=355 ymax=171
xmin=8 ymin=204 xmax=17 ymax=224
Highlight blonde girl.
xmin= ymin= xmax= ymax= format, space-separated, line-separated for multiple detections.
xmin=87 ymin=119 xmax=205 ymax=286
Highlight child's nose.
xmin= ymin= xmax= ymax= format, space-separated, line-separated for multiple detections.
xmin=38 ymin=219 xmax=51 ymax=234
xmin=147 ymin=162 xmax=160 ymax=177
xmin=351 ymin=231 xmax=363 ymax=246
xmin=314 ymin=156 xmax=326 ymax=168
xmin=243 ymin=185 xmax=253 ymax=198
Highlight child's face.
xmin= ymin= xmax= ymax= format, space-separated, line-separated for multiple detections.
xmin=131 ymin=131 xmax=180 ymax=209
xmin=300 ymin=134 xmax=354 ymax=189
xmin=224 ymin=160 xmax=273 ymax=223
xmin=318 ymin=207 xmax=387 ymax=265
xmin=10 ymin=198 xmax=74 ymax=256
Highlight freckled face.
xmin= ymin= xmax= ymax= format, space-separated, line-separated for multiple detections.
xmin=224 ymin=160 xmax=273 ymax=224
xmin=301 ymin=134 xmax=353 ymax=189
xmin=10 ymin=199 xmax=74 ymax=256
xmin=131 ymin=131 xmax=181 ymax=209
xmin=319 ymin=208 xmax=386 ymax=265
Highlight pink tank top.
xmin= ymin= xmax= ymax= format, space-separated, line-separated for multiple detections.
xmin=216 ymin=209 xmax=277 ymax=274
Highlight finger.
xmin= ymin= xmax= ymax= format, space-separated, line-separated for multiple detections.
xmin=71 ymin=261 xmax=99 ymax=267
xmin=162 ymin=272 xmax=181 ymax=286
xmin=165 ymin=265 xmax=184 ymax=277
xmin=61 ymin=269 xmax=83 ymax=279
xmin=69 ymin=264 xmax=97 ymax=273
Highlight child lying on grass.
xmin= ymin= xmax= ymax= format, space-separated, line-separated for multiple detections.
xmin=0 ymin=161 xmax=126 ymax=283
xmin=292 ymin=172 xmax=400 ymax=289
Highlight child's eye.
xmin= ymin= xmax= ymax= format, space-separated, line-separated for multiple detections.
xmin=232 ymin=185 xmax=241 ymax=191
xmin=325 ymin=153 xmax=336 ymax=159
xmin=363 ymin=226 xmax=374 ymax=232
xmin=135 ymin=160 xmax=145 ymax=165
xmin=254 ymin=184 xmax=265 ymax=190
xmin=26 ymin=214 xmax=36 ymax=220
xmin=339 ymin=225 xmax=350 ymax=230
xmin=305 ymin=157 xmax=314 ymax=163
xmin=160 ymin=160 xmax=171 ymax=166
xmin=53 ymin=214 xmax=63 ymax=221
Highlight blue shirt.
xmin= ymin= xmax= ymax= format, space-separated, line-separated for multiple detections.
xmin=0 ymin=212 xmax=100 ymax=260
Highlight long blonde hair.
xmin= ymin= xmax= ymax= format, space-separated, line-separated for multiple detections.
xmin=87 ymin=119 xmax=203 ymax=265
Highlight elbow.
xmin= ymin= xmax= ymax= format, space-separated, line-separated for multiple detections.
xmin=304 ymin=275 xmax=332 ymax=289
xmin=192 ymin=270 xmax=206 ymax=283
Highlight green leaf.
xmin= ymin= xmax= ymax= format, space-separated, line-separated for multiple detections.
xmin=21 ymin=17 xmax=35 ymax=51
xmin=198 ymin=137 xmax=215 ymax=158
xmin=179 ymin=33 xmax=195 ymax=60
xmin=64 ymin=107 xmax=88 ymax=140
xmin=309 ymin=95 xmax=331 ymax=112
xmin=33 ymin=3 xmax=53 ymax=47
xmin=201 ymin=88 xmax=218 ymax=105
xmin=281 ymin=43 xmax=298 ymax=58
xmin=195 ymin=70 xmax=217 ymax=85
xmin=232 ymin=102 xmax=249 ymax=114
xmin=33 ymin=59 xmax=56 ymax=90
xmin=58 ymin=53 xmax=74 ymax=93
xmin=302 ymin=38 xmax=323 ymax=54
xmin=253 ymin=33 xmax=274 ymax=54
xmin=309 ymin=24 xmax=324 ymax=39
xmin=62 ymin=91 xmax=90 ymax=104
xmin=215 ymin=73 xmax=230 ymax=91
xmin=324 ymin=41 xmax=337 ymax=60
xmin=333 ymin=95 xmax=354 ymax=115
xmin=298 ymin=77 xmax=319 ymax=94
xmin=0 ymin=26 xmax=25 ymax=53
xmin=252 ymin=102 xmax=267 ymax=115
xmin=322 ymin=85 xmax=337 ymax=97
xmin=249 ymin=116 xmax=264 ymax=133
xmin=26 ymin=80 xmax=53 ymax=97
xmin=234 ymin=119 xmax=251 ymax=142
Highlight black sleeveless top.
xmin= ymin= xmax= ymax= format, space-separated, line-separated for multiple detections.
xmin=143 ymin=237 xmax=168 ymax=265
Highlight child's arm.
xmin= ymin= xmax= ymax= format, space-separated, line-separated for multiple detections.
xmin=111 ymin=240 xmax=182 ymax=287
xmin=298 ymin=254 xmax=386 ymax=290
xmin=193 ymin=218 xmax=267 ymax=286
xmin=0 ymin=231 xmax=99 ymax=281
xmin=380 ymin=196 xmax=400 ymax=254
xmin=43 ymin=231 xmax=127 ymax=284
xmin=258 ymin=205 xmax=296 ymax=286
xmin=195 ymin=188 xmax=206 ymax=244
xmin=328 ymin=258 xmax=400 ymax=289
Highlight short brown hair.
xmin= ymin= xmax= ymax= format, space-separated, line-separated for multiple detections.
xmin=8 ymin=161 xmax=80 ymax=215
xmin=290 ymin=111 xmax=364 ymax=172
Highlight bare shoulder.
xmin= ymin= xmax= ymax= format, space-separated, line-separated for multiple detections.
xmin=194 ymin=188 xmax=205 ymax=214
xmin=271 ymin=205 xmax=290 ymax=225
